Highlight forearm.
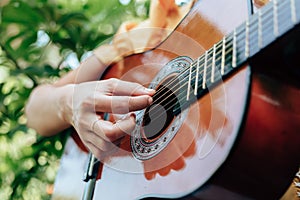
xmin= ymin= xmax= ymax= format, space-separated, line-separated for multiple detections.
xmin=25 ymin=48 xmax=117 ymax=136
xmin=25 ymin=84 xmax=74 ymax=136
xmin=54 ymin=55 xmax=107 ymax=86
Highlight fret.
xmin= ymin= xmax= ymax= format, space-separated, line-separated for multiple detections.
xmin=219 ymin=34 xmax=234 ymax=76
xmin=245 ymin=20 xmax=250 ymax=58
xmin=208 ymin=41 xmax=223 ymax=83
xmin=235 ymin=22 xmax=249 ymax=66
xmin=260 ymin=3 xmax=275 ymax=48
xmin=248 ymin=14 xmax=260 ymax=56
xmin=221 ymin=37 xmax=226 ymax=75
xmin=211 ymin=44 xmax=216 ymax=83
xmin=294 ymin=0 xmax=300 ymax=21
xmin=273 ymin=0 xmax=279 ymax=37
xmin=233 ymin=22 xmax=246 ymax=59
xmin=202 ymin=51 xmax=208 ymax=89
xmin=184 ymin=0 xmax=300 ymax=107
xmin=277 ymin=0 xmax=294 ymax=35
xmin=175 ymin=0 xmax=300 ymax=117
xmin=230 ymin=20 xmax=246 ymax=64
xmin=186 ymin=59 xmax=194 ymax=101
xmin=291 ymin=0 xmax=297 ymax=23
xmin=223 ymin=34 xmax=234 ymax=72
xmin=214 ymin=41 xmax=223 ymax=68
xmin=204 ymin=48 xmax=215 ymax=86
xmin=232 ymin=29 xmax=237 ymax=68
xmin=194 ymin=57 xmax=200 ymax=95
xmin=208 ymin=45 xmax=224 ymax=88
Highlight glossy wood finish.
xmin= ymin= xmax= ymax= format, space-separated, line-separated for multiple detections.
xmin=198 ymin=73 xmax=300 ymax=200
xmin=94 ymin=0 xmax=250 ymax=198
xmin=52 ymin=0 xmax=300 ymax=199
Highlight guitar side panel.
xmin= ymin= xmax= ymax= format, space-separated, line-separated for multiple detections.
xmin=204 ymin=71 xmax=300 ymax=200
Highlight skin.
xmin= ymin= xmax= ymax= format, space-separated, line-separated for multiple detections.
xmin=25 ymin=55 xmax=155 ymax=160
xmin=25 ymin=0 xmax=188 ymax=160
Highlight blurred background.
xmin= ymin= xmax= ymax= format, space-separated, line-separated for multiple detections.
xmin=0 ymin=0 xmax=149 ymax=199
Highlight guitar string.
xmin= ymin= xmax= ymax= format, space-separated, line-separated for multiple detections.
xmin=146 ymin=1 xmax=292 ymax=142
xmin=148 ymin=20 xmax=260 ymax=118
xmin=92 ymin=9 xmax=235 ymax=167
xmin=149 ymin=0 xmax=290 ymax=110
xmin=149 ymin=36 xmax=230 ymax=110
xmin=88 ymin=0 xmax=295 ymax=167
xmin=150 ymin=0 xmax=279 ymax=106
xmin=141 ymin=0 xmax=294 ymax=125
xmin=146 ymin=42 xmax=227 ymax=121
xmin=147 ymin=21 xmax=288 ymax=125
xmin=143 ymin=52 xmax=232 ymax=126
xmin=150 ymin=0 xmax=289 ymax=107
xmin=91 ymin=8 xmax=235 ymax=170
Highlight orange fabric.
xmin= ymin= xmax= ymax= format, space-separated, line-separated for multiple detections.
xmin=253 ymin=0 xmax=269 ymax=8
xmin=93 ymin=0 xmax=194 ymax=65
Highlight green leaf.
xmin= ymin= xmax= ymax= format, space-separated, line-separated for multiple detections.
xmin=15 ymin=34 xmax=38 ymax=58
xmin=57 ymin=12 xmax=87 ymax=26
xmin=2 ymin=1 xmax=45 ymax=27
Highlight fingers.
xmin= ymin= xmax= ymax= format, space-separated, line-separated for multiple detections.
xmin=94 ymin=78 xmax=155 ymax=113
xmin=92 ymin=114 xmax=136 ymax=142
xmin=102 ymin=78 xmax=155 ymax=96
xmin=84 ymin=114 xmax=135 ymax=160
xmin=72 ymin=79 xmax=155 ymax=160
xmin=95 ymin=95 xmax=153 ymax=114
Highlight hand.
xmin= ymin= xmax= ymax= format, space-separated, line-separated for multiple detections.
xmin=64 ymin=78 xmax=155 ymax=160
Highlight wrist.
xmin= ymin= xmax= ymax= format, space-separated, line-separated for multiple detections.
xmin=57 ymin=84 xmax=75 ymax=126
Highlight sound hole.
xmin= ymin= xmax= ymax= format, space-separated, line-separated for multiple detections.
xmin=142 ymin=76 xmax=180 ymax=141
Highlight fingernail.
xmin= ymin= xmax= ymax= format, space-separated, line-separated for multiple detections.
xmin=144 ymin=88 xmax=155 ymax=94
xmin=148 ymin=97 xmax=153 ymax=105
xmin=130 ymin=113 xmax=136 ymax=120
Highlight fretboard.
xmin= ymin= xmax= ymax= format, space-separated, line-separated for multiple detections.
xmin=173 ymin=0 xmax=300 ymax=115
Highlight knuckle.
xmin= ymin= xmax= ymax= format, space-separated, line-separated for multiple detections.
xmin=104 ymin=78 xmax=119 ymax=93
xmin=103 ymin=127 xmax=118 ymax=142
xmin=80 ymin=96 xmax=94 ymax=110
xmin=107 ymin=78 xmax=118 ymax=86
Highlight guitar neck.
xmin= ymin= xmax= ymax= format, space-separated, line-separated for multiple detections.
xmin=173 ymin=0 xmax=300 ymax=115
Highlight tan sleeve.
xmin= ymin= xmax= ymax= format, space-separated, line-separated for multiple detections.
xmin=253 ymin=0 xmax=269 ymax=8
xmin=148 ymin=0 xmax=179 ymax=27
xmin=93 ymin=44 xmax=122 ymax=66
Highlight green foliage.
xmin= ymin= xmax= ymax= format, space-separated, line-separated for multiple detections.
xmin=0 ymin=0 xmax=149 ymax=199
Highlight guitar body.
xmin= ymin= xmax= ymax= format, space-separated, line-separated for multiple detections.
xmin=52 ymin=0 xmax=300 ymax=199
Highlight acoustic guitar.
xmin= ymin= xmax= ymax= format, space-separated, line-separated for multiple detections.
xmin=52 ymin=0 xmax=300 ymax=199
